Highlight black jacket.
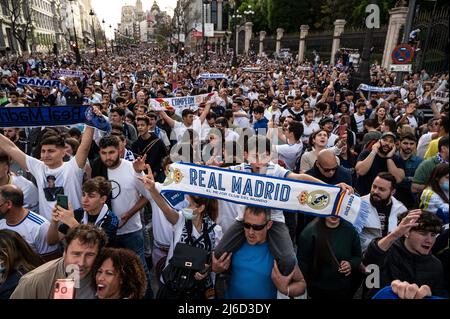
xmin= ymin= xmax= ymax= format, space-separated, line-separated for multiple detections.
xmin=363 ymin=237 xmax=447 ymax=298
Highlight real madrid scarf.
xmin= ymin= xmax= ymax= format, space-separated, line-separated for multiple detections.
xmin=0 ymin=106 xmax=111 ymax=132
xmin=160 ymin=162 xmax=370 ymax=233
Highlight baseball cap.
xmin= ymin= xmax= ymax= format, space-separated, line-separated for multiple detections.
xmin=94 ymin=81 xmax=101 ymax=86
xmin=319 ymin=117 xmax=334 ymax=127
xmin=381 ymin=131 xmax=397 ymax=141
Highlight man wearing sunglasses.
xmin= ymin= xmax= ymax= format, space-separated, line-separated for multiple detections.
xmin=213 ymin=206 xmax=306 ymax=299
xmin=306 ymin=149 xmax=353 ymax=186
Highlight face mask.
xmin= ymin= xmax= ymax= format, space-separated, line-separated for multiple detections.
xmin=181 ymin=208 xmax=196 ymax=220
xmin=441 ymin=181 xmax=449 ymax=192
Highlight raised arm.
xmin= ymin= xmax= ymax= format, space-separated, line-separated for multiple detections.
xmin=158 ymin=109 xmax=176 ymax=128
xmin=75 ymin=126 xmax=94 ymax=169
xmin=0 ymin=133 xmax=27 ymax=170
xmin=199 ymin=96 xmax=213 ymax=124
xmin=138 ymin=164 xmax=179 ymax=225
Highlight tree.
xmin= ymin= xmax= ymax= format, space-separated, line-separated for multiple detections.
xmin=2 ymin=0 xmax=34 ymax=52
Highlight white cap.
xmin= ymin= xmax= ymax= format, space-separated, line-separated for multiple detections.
xmin=94 ymin=81 xmax=101 ymax=86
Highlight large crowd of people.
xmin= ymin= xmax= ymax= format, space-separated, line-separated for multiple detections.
xmin=0 ymin=46 xmax=448 ymax=300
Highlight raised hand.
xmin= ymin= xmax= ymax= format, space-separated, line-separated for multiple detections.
xmin=137 ymin=164 xmax=156 ymax=191
xmin=133 ymin=154 xmax=147 ymax=173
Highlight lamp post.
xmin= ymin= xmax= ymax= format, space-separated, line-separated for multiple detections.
xmin=68 ymin=0 xmax=81 ymax=64
xmin=89 ymin=9 xmax=98 ymax=56
xmin=102 ymin=19 xmax=108 ymax=54
xmin=201 ymin=0 xmax=212 ymax=62
xmin=109 ymin=24 xmax=113 ymax=54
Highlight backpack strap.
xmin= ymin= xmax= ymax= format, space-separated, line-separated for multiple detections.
xmin=192 ymin=222 xmax=217 ymax=246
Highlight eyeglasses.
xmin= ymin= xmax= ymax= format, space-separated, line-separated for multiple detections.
xmin=243 ymin=222 xmax=268 ymax=231
xmin=317 ymin=162 xmax=338 ymax=173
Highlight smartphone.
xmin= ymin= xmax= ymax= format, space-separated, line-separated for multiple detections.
xmin=56 ymin=194 xmax=68 ymax=210
xmin=53 ymin=279 xmax=76 ymax=299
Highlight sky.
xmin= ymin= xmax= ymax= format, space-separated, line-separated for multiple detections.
xmin=91 ymin=0 xmax=177 ymax=39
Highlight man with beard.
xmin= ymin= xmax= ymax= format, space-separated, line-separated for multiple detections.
xmin=91 ymin=135 xmax=153 ymax=298
xmin=301 ymin=109 xmax=320 ymax=146
xmin=355 ymin=132 xmax=405 ymax=196
xmin=359 ymin=172 xmax=407 ymax=252
xmin=395 ymin=133 xmax=422 ymax=209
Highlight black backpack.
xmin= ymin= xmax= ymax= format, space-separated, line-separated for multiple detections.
xmin=161 ymin=220 xmax=216 ymax=297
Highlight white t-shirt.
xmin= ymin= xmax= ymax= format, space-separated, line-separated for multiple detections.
xmin=11 ymin=175 xmax=39 ymax=213
xmin=301 ymin=121 xmax=320 ymax=145
xmin=224 ymin=129 xmax=240 ymax=142
xmin=327 ymin=133 xmax=339 ymax=148
xmin=228 ymin=162 xmax=290 ymax=223
xmin=275 ymin=142 xmax=303 ymax=170
xmin=396 ymin=114 xmax=418 ymax=129
xmin=417 ymin=132 xmax=434 ymax=159
xmin=107 ymin=160 xmax=147 ymax=235
xmin=173 ymin=117 xmax=202 ymax=143
xmin=353 ymin=113 xmax=365 ymax=133
xmin=0 ymin=211 xmax=59 ymax=256
xmin=142 ymin=183 xmax=179 ymax=248
xmin=233 ymin=112 xmax=250 ymax=129
xmin=26 ymin=156 xmax=84 ymax=221
xmin=217 ymin=200 xmax=245 ymax=234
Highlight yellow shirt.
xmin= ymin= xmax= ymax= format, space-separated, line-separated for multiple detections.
xmin=424 ymin=137 xmax=440 ymax=159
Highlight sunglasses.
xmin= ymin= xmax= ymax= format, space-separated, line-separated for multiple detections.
xmin=243 ymin=222 xmax=268 ymax=231
xmin=318 ymin=162 xmax=338 ymax=173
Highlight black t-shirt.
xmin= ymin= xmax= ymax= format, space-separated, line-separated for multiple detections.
xmin=35 ymin=93 xmax=56 ymax=106
xmin=58 ymin=208 xmax=118 ymax=243
xmin=355 ymin=150 xmax=405 ymax=196
xmin=131 ymin=134 xmax=168 ymax=181
xmin=64 ymin=91 xmax=83 ymax=106
xmin=376 ymin=201 xmax=393 ymax=237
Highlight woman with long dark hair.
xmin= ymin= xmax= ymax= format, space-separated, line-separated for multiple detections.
xmin=419 ymin=163 xmax=449 ymax=224
xmin=297 ymin=217 xmax=361 ymax=299
xmin=0 ymin=230 xmax=44 ymax=299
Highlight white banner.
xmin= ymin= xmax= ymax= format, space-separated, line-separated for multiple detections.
xmin=149 ymin=92 xmax=217 ymax=113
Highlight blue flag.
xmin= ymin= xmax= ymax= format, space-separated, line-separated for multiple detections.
xmin=0 ymin=105 xmax=111 ymax=132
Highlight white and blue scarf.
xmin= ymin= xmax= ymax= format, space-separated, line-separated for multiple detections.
xmin=160 ymin=162 xmax=370 ymax=232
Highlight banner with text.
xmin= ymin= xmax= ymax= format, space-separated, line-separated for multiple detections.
xmin=358 ymin=84 xmax=401 ymax=92
xmin=160 ymin=162 xmax=369 ymax=232
xmin=0 ymin=106 xmax=111 ymax=132
xmin=51 ymin=69 xmax=87 ymax=80
xmin=149 ymin=92 xmax=217 ymax=113
xmin=18 ymin=77 xmax=62 ymax=89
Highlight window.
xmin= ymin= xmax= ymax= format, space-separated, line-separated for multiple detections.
xmin=211 ymin=0 xmax=218 ymax=29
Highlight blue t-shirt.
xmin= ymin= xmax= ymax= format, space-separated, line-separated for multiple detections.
xmin=225 ymin=241 xmax=277 ymax=299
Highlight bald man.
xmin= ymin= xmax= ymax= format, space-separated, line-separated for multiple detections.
xmin=0 ymin=184 xmax=59 ymax=260
xmin=305 ymin=149 xmax=353 ymax=186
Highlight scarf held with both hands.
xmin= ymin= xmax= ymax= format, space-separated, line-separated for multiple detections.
xmin=160 ymin=162 xmax=369 ymax=232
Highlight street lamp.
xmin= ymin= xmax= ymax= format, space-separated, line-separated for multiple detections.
xmin=109 ymin=24 xmax=113 ymax=54
xmin=68 ymin=0 xmax=81 ymax=64
xmin=202 ymin=0 xmax=211 ymax=62
xmin=89 ymin=9 xmax=98 ymax=56
xmin=102 ymin=19 xmax=108 ymax=54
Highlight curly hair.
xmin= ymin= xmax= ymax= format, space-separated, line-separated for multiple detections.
xmin=93 ymin=248 xmax=147 ymax=299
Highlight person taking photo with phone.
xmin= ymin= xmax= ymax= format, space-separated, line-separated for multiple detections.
xmin=47 ymin=177 xmax=119 ymax=245
xmin=10 ymin=224 xmax=107 ymax=299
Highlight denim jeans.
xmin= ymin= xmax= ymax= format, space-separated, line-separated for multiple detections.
xmin=115 ymin=229 xmax=154 ymax=299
